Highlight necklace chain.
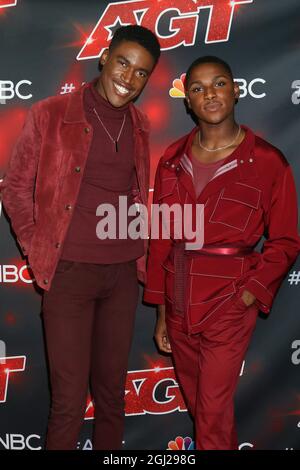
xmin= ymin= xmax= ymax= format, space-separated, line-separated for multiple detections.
xmin=93 ymin=107 xmax=126 ymax=153
xmin=198 ymin=125 xmax=241 ymax=152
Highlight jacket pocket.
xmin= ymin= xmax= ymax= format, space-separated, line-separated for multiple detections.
xmin=209 ymin=182 xmax=261 ymax=232
xmin=162 ymin=254 xmax=242 ymax=305
xmin=55 ymin=260 xmax=75 ymax=274
xmin=189 ymin=256 xmax=243 ymax=326
xmin=189 ymin=256 xmax=242 ymax=305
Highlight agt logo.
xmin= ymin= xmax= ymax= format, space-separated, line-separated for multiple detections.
xmin=0 ymin=1 xmax=17 ymax=8
xmin=291 ymin=80 xmax=300 ymax=105
xmin=85 ymin=363 xmax=246 ymax=418
xmin=0 ymin=80 xmax=32 ymax=105
xmin=0 ymin=355 xmax=26 ymax=403
xmin=77 ymin=0 xmax=253 ymax=60
xmin=85 ymin=366 xmax=187 ymax=418
xmin=170 ymin=74 xmax=266 ymax=99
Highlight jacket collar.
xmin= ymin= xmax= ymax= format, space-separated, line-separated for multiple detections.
xmin=63 ymin=78 xmax=149 ymax=132
xmin=162 ymin=125 xmax=257 ymax=202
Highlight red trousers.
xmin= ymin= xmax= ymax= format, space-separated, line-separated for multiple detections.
xmin=167 ymin=297 xmax=258 ymax=450
xmin=42 ymin=259 xmax=139 ymax=450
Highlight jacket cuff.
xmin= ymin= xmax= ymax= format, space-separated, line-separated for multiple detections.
xmin=243 ymin=278 xmax=273 ymax=314
xmin=143 ymin=288 xmax=165 ymax=305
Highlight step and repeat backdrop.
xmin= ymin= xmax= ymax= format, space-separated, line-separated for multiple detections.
xmin=0 ymin=0 xmax=300 ymax=451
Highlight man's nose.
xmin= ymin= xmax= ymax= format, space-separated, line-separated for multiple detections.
xmin=204 ymin=86 xmax=216 ymax=100
xmin=121 ymin=68 xmax=134 ymax=85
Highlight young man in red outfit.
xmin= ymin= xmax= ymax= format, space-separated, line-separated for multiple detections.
xmin=1 ymin=26 xmax=160 ymax=450
xmin=144 ymin=56 xmax=300 ymax=450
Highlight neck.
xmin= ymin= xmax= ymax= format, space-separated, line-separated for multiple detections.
xmin=91 ymin=78 xmax=129 ymax=113
xmin=198 ymin=119 xmax=239 ymax=148
xmin=95 ymin=77 xmax=106 ymax=100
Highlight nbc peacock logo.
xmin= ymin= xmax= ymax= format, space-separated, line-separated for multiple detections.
xmin=167 ymin=436 xmax=195 ymax=450
xmin=169 ymin=74 xmax=186 ymax=98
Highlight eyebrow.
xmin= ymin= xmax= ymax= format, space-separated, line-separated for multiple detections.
xmin=116 ymin=54 xmax=150 ymax=75
xmin=188 ymin=74 xmax=230 ymax=87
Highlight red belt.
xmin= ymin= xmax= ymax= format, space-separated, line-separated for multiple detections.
xmin=173 ymin=243 xmax=253 ymax=316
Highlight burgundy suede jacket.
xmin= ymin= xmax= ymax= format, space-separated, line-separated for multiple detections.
xmin=1 ymin=80 xmax=150 ymax=290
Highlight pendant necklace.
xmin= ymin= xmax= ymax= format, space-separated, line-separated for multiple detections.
xmin=93 ymin=107 xmax=126 ymax=153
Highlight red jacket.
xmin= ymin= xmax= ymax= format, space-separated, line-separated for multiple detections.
xmin=144 ymin=126 xmax=300 ymax=335
xmin=1 ymin=80 xmax=150 ymax=290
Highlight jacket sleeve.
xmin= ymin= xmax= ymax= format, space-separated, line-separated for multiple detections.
xmin=1 ymin=106 xmax=41 ymax=255
xmin=243 ymin=164 xmax=300 ymax=313
xmin=143 ymin=159 xmax=172 ymax=305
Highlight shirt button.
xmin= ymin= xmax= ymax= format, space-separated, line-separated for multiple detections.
xmin=75 ymin=166 xmax=81 ymax=173
xmin=171 ymin=164 xmax=175 ymax=168
xmin=55 ymin=242 xmax=61 ymax=248
xmin=249 ymin=158 xmax=253 ymax=163
xmin=240 ymin=159 xmax=244 ymax=164
xmin=65 ymin=204 xmax=72 ymax=210
xmin=165 ymin=161 xmax=170 ymax=166
xmin=43 ymin=279 xmax=49 ymax=285
xmin=84 ymin=127 xmax=90 ymax=133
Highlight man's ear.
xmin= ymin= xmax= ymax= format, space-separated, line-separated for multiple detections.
xmin=185 ymin=94 xmax=191 ymax=109
xmin=233 ymin=81 xmax=240 ymax=102
xmin=100 ymin=48 xmax=109 ymax=66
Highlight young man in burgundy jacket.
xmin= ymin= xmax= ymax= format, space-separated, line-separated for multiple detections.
xmin=1 ymin=25 xmax=160 ymax=450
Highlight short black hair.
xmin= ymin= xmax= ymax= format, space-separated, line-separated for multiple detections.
xmin=109 ymin=25 xmax=161 ymax=65
xmin=185 ymin=56 xmax=234 ymax=89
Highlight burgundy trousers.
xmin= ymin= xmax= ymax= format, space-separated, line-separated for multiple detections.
xmin=42 ymin=259 xmax=139 ymax=450
xmin=167 ymin=297 xmax=258 ymax=450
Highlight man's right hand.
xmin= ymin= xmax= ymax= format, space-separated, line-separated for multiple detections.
xmin=154 ymin=305 xmax=172 ymax=353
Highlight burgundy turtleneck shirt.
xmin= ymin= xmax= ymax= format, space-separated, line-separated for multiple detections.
xmin=60 ymin=80 xmax=144 ymax=264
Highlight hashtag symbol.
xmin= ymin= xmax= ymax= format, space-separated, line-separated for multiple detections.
xmin=60 ymin=83 xmax=76 ymax=94
xmin=288 ymin=271 xmax=300 ymax=285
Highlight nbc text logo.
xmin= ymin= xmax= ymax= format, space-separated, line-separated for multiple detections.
xmin=0 ymin=80 xmax=32 ymax=105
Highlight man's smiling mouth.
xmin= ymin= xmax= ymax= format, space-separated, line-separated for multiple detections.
xmin=113 ymin=82 xmax=131 ymax=96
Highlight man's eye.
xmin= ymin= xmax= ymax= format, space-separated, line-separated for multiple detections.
xmin=216 ymin=81 xmax=226 ymax=87
xmin=138 ymin=71 xmax=147 ymax=78
xmin=191 ymin=87 xmax=203 ymax=93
